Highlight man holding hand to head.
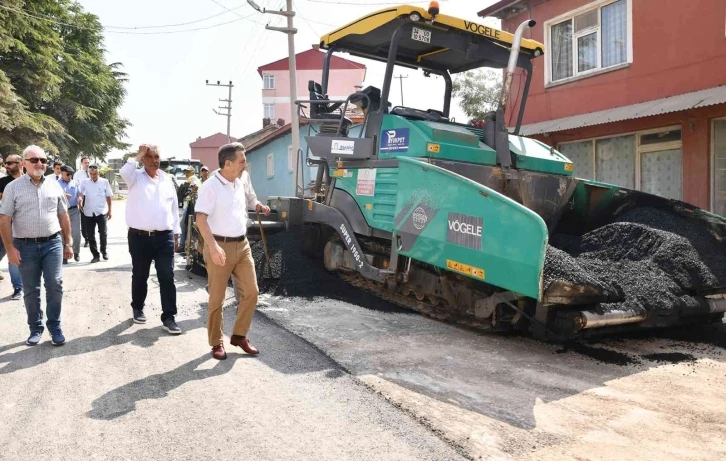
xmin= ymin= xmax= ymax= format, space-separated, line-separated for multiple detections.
xmin=195 ymin=142 xmax=270 ymax=360
xmin=0 ymin=145 xmax=73 ymax=346
xmin=119 ymin=144 xmax=182 ymax=335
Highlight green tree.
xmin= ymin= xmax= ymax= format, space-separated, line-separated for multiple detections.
xmin=0 ymin=0 xmax=129 ymax=162
xmin=451 ymin=69 xmax=503 ymax=121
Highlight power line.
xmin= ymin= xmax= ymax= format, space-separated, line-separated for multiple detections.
xmin=0 ymin=4 xmax=264 ymax=35
xmin=101 ymin=6 xmax=248 ymax=29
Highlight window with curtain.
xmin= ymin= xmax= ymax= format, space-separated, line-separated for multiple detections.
xmin=548 ymin=0 xmax=629 ymax=83
xmin=596 ymin=135 xmax=635 ymax=189
xmin=640 ymin=149 xmax=682 ymax=200
xmin=713 ymin=120 xmax=726 ymax=217
xmin=263 ymin=74 xmax=275 ymax=89
xmin=264 ymin=103 xmax=275 ymax=120
xmin=558 ymin=141 xmax=594 ymax=180
xmin=266 ymin=153 xmax=274 ymax=179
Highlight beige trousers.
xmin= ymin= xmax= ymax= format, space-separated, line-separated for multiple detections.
xmin=203 ymin=239 xmax=259 ymax=347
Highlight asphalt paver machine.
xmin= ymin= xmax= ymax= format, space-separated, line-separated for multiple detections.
xmin=260 ymin=4 xmax=726 ymax=340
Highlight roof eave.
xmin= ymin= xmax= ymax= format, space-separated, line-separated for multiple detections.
xmin=477 ymin=0 xmax=528 ymax=20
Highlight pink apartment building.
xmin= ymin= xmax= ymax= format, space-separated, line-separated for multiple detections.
xmin=257 ymin=46 xmax=367 ymax=127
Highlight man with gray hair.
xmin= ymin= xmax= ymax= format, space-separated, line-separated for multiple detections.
xmin=0 ymin=145 xmax=73 ymax=346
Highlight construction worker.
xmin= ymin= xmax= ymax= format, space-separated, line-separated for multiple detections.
xmin=178 ymin=166 xmax=201 ymax=254
xmin=194 ymin=142 xmax=270 ymax=360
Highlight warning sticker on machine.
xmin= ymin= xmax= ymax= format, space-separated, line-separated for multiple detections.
xmin=356 ymin=169 xmax=377 ymax=196
xmin=446 ymin=259 xmax=485 ymax=280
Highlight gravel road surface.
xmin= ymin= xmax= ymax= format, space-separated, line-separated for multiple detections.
xmin=0 ymin=201 xmax=465 ymax=461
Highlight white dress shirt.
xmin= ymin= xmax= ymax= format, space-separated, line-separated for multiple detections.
xmin=74 ymin=169 xmax=90 ymax=181
xmin=79 ymin=177 xmax=113 ymax=217
xmin=119 ymin=159 xmax=181 ymax=234
xmin=195 ymin=170 xmax=261 ymax=237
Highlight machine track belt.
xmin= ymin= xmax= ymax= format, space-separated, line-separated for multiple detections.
xmin=337 ymin=272 xmax=497 ymax=332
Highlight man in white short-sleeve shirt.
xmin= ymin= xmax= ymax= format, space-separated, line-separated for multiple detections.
xmin=195 ymin=142 xmax=270 ymax=360
xmin=78 ymin=165 xmax=112 ymax=263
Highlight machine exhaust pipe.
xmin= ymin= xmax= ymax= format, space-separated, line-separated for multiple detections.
xmin=499 ymin=19 xmax=536 ymax=111
xmin=573 ymin=309 xmax=648 ymax=331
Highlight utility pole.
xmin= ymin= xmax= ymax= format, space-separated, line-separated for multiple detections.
xmin=206 ymin=80 xmax=234 ymax=142
xmin=247 ymin=0 xmax=302 ymax=197
xmin=394 ymin=74 xmax=408 ymax=106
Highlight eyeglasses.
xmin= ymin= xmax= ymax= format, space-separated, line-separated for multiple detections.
xmin=26 ymin=158 xmax=48 ymax=164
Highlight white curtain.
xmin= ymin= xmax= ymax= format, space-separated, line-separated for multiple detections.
xmin=641 ymin=149 xmax=683 ymax=200
xmin=712 ymin=120 xmax=726 ymax=216
xmin=578 ymin=33 xmax=598 ymax=72
xmin=602 ymin=0 xmax=627 ymax=67
xmin=596 ymin=135 xmax=635 ymax=189
xmin=551 ymin=20 xmax=573 ymax=81
xmin=559 ymin=141 xmax=594 ymax=180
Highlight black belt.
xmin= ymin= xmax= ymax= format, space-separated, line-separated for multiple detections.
xmin=213 ymin=234 xmax=246 ymax=243
xmin=15 ymin=232 xmax=60 ymax=243
xmin=129 ymin=228 xmax=172 ymax=236
xmin=68 ymin=206 xmax=78 ymax=209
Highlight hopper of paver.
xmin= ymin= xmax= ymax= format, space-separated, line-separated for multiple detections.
xmin=540 ymin=180 xmax=726 ymax=337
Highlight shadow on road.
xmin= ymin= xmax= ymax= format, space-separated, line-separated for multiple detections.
xmin=86 ymin=354 xmax=244 ymax=420
xmin=0 ymin=316 xmax=204 ymax=375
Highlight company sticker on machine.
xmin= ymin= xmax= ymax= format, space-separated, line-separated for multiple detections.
xmin=331 ymin=139 xmax=355 ymax=155
xmin=447 ymin=212 xmax=483 ymax=250
xmin=446 ymin=259 xmax=485 ymax=280
xmin=356 ymin=168 xmax=377 ymax=196
xmin=380 ymin=128 xmax=410 ymax=153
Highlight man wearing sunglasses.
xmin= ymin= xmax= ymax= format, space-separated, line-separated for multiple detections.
xmin=0 ymin=145 xmax=73 ymax=346
xmin=0 ymin=154 xmax=24 ymax=300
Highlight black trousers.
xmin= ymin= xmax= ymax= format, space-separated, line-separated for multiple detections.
xmin=81 ymin=214 xmax=88 ymax=242
xmin=128 ymin=230 xmax=177 ymax=321
xmin=85 ymin=213 xmax=107 ymax=258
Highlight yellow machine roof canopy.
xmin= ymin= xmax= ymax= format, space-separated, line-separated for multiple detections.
xmin=320 ymin=5 xmax=545 ymax=74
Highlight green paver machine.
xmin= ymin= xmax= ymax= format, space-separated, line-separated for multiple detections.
xmin=265 ymin=3 xmax=726 ymax=339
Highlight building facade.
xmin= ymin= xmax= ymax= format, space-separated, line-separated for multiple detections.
xmin=244 ymin=123 xmax=363 ymax=203
xmin=257 ymin=47 xmax=367 ymax=128
xmin=479 ymin=0 xmax=726 ymax=216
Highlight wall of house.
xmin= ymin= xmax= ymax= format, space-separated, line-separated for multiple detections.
xmin=246 ymin=125 xmax=363 ymax=202
xmin=190 ymin=147 xmax=219 ymax=171
xmin=533 ymin=104 xmax=726 ymax=211
xmin=501 ymin=0 xmax=726 ymax=126
xmin=261 ymin=68 xmax=367 ymax=124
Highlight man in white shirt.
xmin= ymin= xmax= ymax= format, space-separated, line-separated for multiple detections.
xmin=74 ymin=156 xmax=91 ymax=248
xmin=78 ymin=165 xmax=112 ymax=263
xmin=195 ymin=142 xmax=270 ymax=360
xmin=119 ymin=144 xmax=182 ymax=335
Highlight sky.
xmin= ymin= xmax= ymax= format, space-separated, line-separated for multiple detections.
xmin=77 ymin=0 xmax=502 ymax=159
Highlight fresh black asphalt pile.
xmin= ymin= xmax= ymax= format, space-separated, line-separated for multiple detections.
xmin=544 ymin=207 xmax=726 ymax=316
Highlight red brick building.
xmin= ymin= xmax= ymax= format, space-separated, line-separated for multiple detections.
xmin=479 ymin=0 xmax=726 ymax=216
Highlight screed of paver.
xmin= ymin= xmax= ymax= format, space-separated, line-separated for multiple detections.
xmin=0 ymin=201 xmax=465 ymax=461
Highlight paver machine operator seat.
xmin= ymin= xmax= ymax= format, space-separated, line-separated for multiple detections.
xmin=308 ymin=81 xmax=353 ymax=137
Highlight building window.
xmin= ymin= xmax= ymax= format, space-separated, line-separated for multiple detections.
xmin=263 ymin=103 xmax=275 ymax=120
xmin=263 ymin=74 xmax=275 ymax=89
xmin=547 ymin=0 xmax=631 ymax=84
xmin=558 ymin=126 xmax=682 ymax=200
xmin=266 ymin=153 xmax=274 ymax=178
xmin=287 ymin=145 xmax=295 ymax=172
xmin=712 ymin=119 xmax=726 ymax=217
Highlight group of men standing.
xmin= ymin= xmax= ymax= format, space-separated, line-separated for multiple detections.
xmin=0 ymin=142 xmax=267 ymax=361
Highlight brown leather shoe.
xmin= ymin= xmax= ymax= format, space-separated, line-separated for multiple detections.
xmin=230 ymin=335 xmax=259 ymax=355
xmin=211 ymin=344 xmax=227 ymax=360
